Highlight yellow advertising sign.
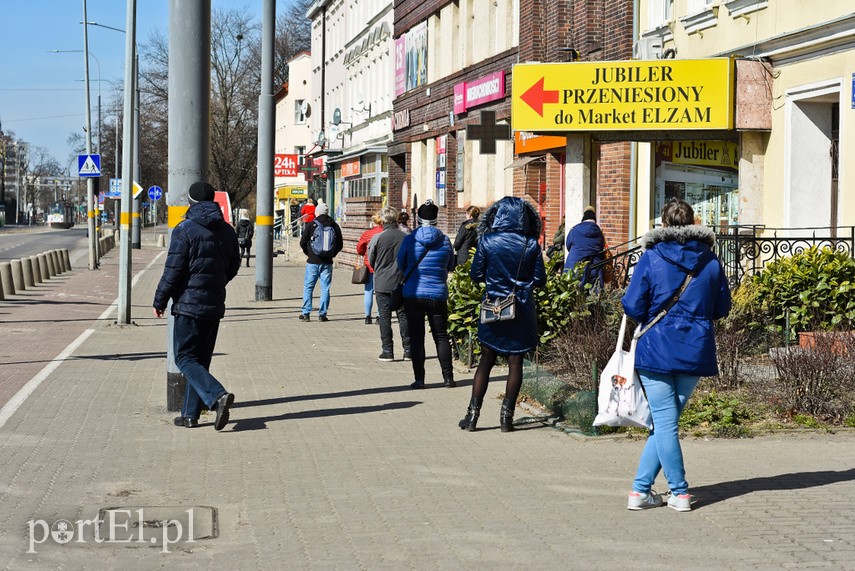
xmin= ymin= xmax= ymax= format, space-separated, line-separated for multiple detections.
xmin=276 ymin=186 xmax=308 ymax=199
xmin=512 ymin=59 xmax=734 ymax=132
xmin=662 ymin=140 xmax=739 ymax=169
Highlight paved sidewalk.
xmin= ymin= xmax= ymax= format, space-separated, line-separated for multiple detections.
xmin=0 ymin=244 xmax=853 ymax=569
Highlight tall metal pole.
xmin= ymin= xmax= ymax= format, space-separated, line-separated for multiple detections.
xmin=117 ymin=0 xmax=136 ymax=324
xmin=166 ymin=0 xmax=211 ymax=410
xmin=255 ymin=0 xmax=275 ymax=301
xmin=132 ymin=54 xmax=141 ymax=249
xmin=82 ymin=0 xmax=98 ymax=269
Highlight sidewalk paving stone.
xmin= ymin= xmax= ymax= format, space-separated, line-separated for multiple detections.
xmin=0 ymin=244 xmax=853 ymax=569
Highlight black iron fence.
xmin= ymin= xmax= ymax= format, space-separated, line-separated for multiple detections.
xmin=589 ymin=226 xmax=855 ymax=290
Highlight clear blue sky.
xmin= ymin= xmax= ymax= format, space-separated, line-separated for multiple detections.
xmin=0 ymin=0 xmax=256 ymax=173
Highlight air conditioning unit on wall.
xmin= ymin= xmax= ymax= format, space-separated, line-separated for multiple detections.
xmin=634 ymin=36 xmax=663 ymax=60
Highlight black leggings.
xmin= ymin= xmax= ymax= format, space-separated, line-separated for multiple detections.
xmin=471 ymin=345 xmax=524 ymax=405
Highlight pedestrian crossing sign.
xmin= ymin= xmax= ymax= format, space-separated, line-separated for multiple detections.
xmin=78 ymin=154 xmax=101 ymax=177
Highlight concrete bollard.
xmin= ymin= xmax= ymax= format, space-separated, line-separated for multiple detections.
xmin=37 ymin=253 xmax=50 ymax=281
xmin=157 ymin=234 xmax=165 ymax=247
xmin=48 ymin=251 xmax=60 ymax=275
xmin=53 ymin=250 xmax=64 ymax=274
xmin=21 ymin=257 xmax=35 ymax=288
xmin=11 ymin=259 xmax=25 ymax=291
xmin=0 ymin=262 xmax=15 ymax=296
xmin=55 ymin=250 xmax=65 ymax=274
xmin=62 ymin=249 xmax=72 ymax=272
xmin=45 ymin=252 xmax=57 ymax=277
xmin=29 ymin=256 xmax=42 ymax=284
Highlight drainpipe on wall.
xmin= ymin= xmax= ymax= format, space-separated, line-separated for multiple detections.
xmin=628 ymin=0 xmax=639 ymax=242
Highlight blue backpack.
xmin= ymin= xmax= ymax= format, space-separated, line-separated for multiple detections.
xmin=311 ymin=221 xmax=336 ymax=257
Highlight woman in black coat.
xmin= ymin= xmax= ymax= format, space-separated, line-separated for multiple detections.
xmin=459 ymin=197 xmax=546 ymax=432
xmin=453 ymin=205 xmax=481 ymax=266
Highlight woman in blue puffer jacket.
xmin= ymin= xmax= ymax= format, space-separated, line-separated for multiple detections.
xmin=397 ymin=200 xmax=456 ymax=389
xmin=458 ymin=197 xmax=546 ymax=432
xmin=622 ymin=199 xmax=731 ymax=513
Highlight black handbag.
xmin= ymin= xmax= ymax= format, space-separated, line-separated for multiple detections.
xmin=352 ymin=264 xmax=370 ymax=284
xmin=390 ymin=248 xmax=430 ymax=311
xmin=479 ymin=238 xmax=528 ymax=325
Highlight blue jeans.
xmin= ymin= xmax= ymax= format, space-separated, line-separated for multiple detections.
xmin=364 ymin=273 xmax=375 ymax=317
xmin=302 ymin=262 xmax=332 ymax=316
xmin=173 ymin=314 xmax=228 ymax=420
xmin=632 ymin=370 xmax=700 ymax=496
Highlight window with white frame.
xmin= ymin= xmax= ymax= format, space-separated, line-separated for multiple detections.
xmin=294 ymin=99 xmax=307 ymax=125
xmin=686 ymin=0 xmax=713 ymax=14
xmin=648 ymin=0 xmax=672 ymax=28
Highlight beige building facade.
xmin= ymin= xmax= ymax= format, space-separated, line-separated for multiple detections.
xmin=634 ymin=1 xmax=855 ymax=234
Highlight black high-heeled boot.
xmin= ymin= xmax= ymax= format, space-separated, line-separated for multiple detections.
xmin=458 ymin=397 xmax=482 ymax=431
xmin=500 ymin=398 xmax=516 ymax=432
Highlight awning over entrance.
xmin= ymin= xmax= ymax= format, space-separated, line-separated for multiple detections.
xmin=505 ymin=155 xmax=544 ymax=169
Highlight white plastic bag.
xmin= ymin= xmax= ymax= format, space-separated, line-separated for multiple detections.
xmin=592 ymin=315 xmax=652 ymax=429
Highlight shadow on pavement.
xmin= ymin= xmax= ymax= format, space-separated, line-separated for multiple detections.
xmin=234 ymin=385 xmax=421 ymax=409
xmin=227 ymin=400 xmax=422 ymax=432
xmin=76 ymin=351 xmax=167 ymax=362
xmin=693 ymin=467 xmax=855 ymax=508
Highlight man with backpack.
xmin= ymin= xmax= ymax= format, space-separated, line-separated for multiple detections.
xmin=299 ymin=201 xmax=343 ymax=322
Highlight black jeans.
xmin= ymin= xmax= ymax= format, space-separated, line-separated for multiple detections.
xmin=403 ymin=297 xmax=454 ymax=383
xmin=376 ymin=291 xmax=411 ymax=356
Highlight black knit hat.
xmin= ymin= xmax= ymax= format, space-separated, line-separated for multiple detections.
xmin=581 ymin=206 xmax=596 ymax=221
xmin=188 ymin=181 xmax=215 ymax=204
xmin=417 ymin=199 xmax=439 ymax=225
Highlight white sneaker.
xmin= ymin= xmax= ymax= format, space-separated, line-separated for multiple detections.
xmin=627 ymin=490 xmax=663 ymax=510
xmin=667 ymin=493 xmax=692 ymax=512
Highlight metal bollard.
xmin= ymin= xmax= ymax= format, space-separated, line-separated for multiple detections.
xmin=11 ymin=259 xmax=25 ymax=291
xmin=29 ymin=256 xmax=42 ymax=284
xmin=62 ymin=249 xmax=72 ymax=272
xmin=0 ymin=262 xmax=15 ymax=296
xmin=37 ymin=253 xmax=50 ymax=281
xmin=21 ymin=257 xmax=35 ymax=288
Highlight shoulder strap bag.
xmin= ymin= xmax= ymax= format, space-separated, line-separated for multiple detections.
xmin=390 ymin=246 xmax=430 ymax=311
xmin=480 ymin=236 xmax=528 ymax=324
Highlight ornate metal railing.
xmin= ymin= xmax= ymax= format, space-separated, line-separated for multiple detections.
xmin=587 ymin=226 xmax=855 ymax=290
xmin=712 ymin=226 xmax=855 ymax=289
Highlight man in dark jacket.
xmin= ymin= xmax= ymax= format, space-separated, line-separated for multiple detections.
xmin=452 ymin=205 xmax=480 ymax=266
xmin=153 ymin=181 xmax=241 ymax=430
xmin=565 ymin=206 xmax=606 ymax=289
xmin=299 ymin=201 xmax=343 ymax=321
xmin=368 ymin=206 xmax=411 ymax=362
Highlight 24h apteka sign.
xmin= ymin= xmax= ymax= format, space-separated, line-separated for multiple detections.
xmin=274 ymin=154 xmax=298 ymax=177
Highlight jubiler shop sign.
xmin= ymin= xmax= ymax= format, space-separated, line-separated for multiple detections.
xmin=511 ymin=59 xmax=734 ymax=132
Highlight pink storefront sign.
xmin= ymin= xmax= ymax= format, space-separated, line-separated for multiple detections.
xmin=453 ymin=71 xmax=505 ymax=114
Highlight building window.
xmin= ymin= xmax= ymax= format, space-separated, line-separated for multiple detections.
xmin=648 ymin=0 xmax=672 ymax=29
xmin=685 ymin=0 xmax=713 ymax=14
xmin=294 ymin=99 xmax=307 ymax=125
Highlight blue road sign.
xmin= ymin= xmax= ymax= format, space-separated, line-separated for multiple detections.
xmin=148 ymin=185 xmax=163 ymax=201
xmin=78 ymin=154 xmax=101 ymax=177
xmin=106 ymin=178 xmax=122 ymax=198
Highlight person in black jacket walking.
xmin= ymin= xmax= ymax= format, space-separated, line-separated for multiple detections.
xmin=153 ymin=181 xmax=241 ymax=430
xmin=453 ymin=205 xmax=481 ymax=266
xmin=236 ymin=209 xmax=254 ymax=267
xmin=299 ymin=202 xmax=343 ymax=321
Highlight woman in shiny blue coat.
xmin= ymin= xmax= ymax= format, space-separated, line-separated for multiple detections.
xmin=459 ymin=197 xmax=546 ymax=432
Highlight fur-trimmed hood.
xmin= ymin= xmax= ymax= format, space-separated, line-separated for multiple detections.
xmin=479 ymin=196 xmax=542 ymax=238
xmin=642 ymin=224 xmax=716 ymax=275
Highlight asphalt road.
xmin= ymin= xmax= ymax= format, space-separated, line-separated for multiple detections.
xmin=0 ymin=225 xmax=90 ymax=267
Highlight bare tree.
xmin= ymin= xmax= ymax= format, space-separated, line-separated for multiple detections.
xmin=126 ymin=2 xmax=313 ymax=212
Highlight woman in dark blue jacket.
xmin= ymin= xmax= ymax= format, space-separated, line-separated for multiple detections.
xmin=459 ymin=197 xmax=546 ymax=432
xmin=396 ymin=200 xmax=456 ymax=389
xmin=622 ymin=199 xmax=731 ymax=512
